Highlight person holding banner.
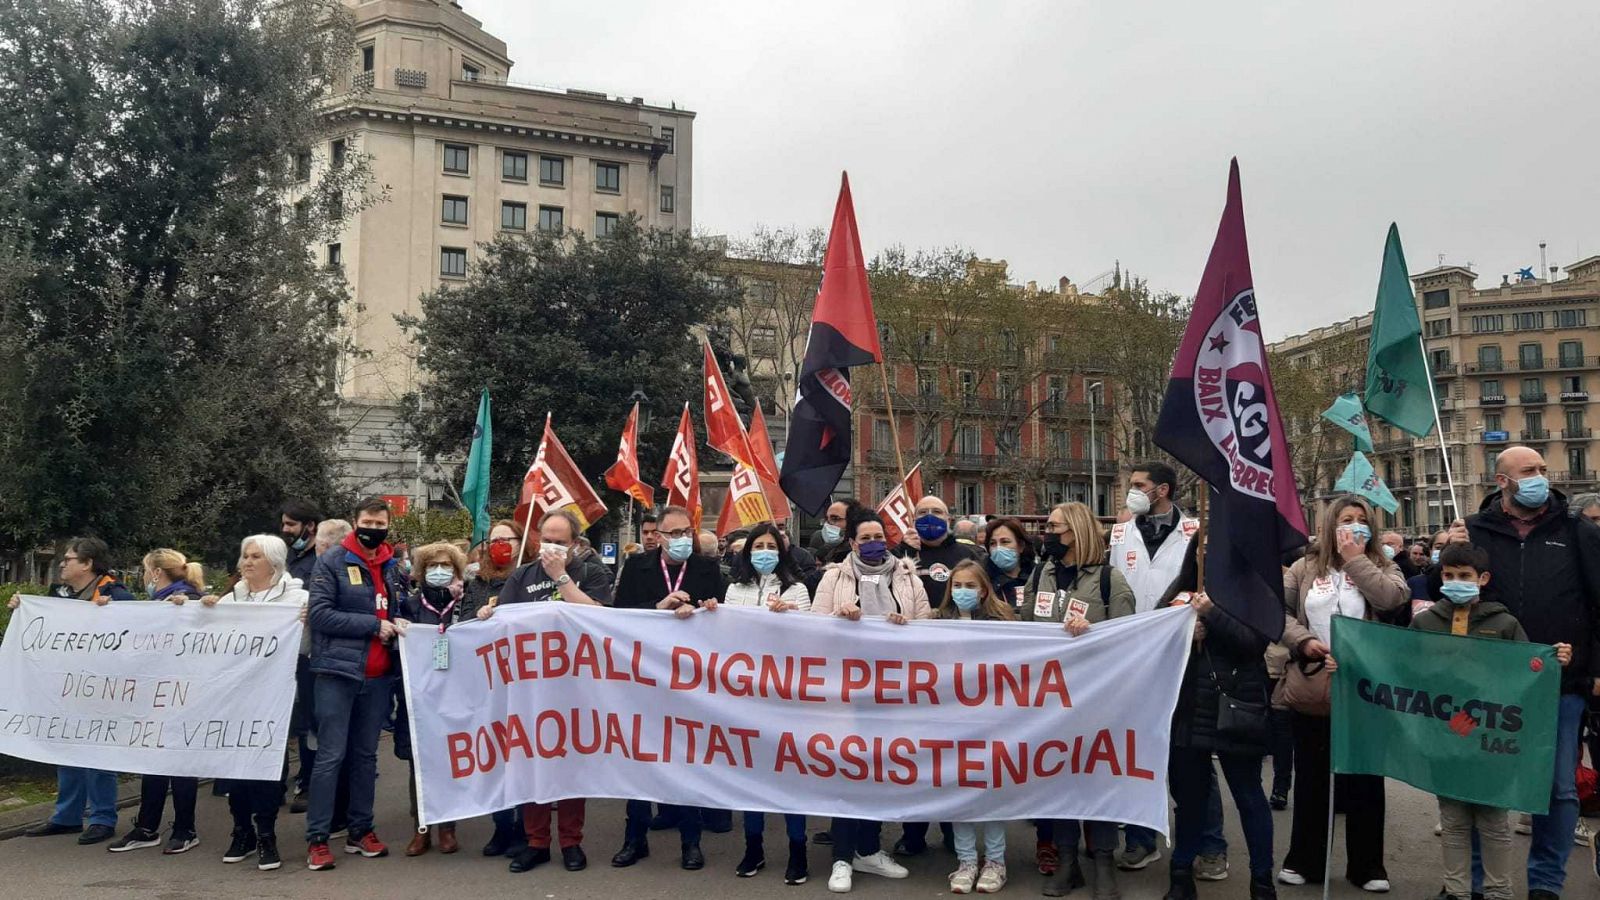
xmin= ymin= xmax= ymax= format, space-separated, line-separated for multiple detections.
xmin=720 ymin=522 xmax=812 ymax=884
xmin=17 ymin=537 xmax=135 ymax=845
xmin=200 ymin=534 xmax=306 ymax=872
xmin=1277 ymin=495 xmax=1407 ymax=892
xmin=106 ymin=549 xmax=207 ymax=856
xmin=1021 ymin=502 xmax=1135 ymax=899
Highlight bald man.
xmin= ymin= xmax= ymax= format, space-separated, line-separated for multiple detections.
xmin=1464 ymin=445 xmax=1600 ymax=896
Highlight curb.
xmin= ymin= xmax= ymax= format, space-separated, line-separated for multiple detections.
xmin=0 ymin=777 xmax=215 ymax=841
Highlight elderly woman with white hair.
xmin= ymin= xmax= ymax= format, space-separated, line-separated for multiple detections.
xmin=198 ymin=534 xmax=308 ymax=872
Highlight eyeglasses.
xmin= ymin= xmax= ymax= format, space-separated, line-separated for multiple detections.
xmin=1044 ymin=522 xmax=1069 ymax=534
xmin=661 ymin=528 xmax=693 ymax=540
xmin=62 ymin=556 xmax=81 ymax=563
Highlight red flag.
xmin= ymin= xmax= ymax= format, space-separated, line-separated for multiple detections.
xmin=662 ymin=404 xmax=702 ymax=528
xmin=747 ymin=401 xmax=788 ymax=522
xmin=876 ymin=463 xmax=925 ymax=548
xmin=714 ymin=465 xmax=774 ymax=536
xmin=514 ymin=414 xmax=608 ymax=534
xmin=603 ymin=402 xmax=655 ymax=508
xmin=703 ymin=341 xmax=757 ymax=471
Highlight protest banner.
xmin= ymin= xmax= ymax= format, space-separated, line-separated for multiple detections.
xmin=0 ymin=594 xmax=301 ymax=780
xmin=402 ymin=603 xmax=1195 ymax=831
xmin=1331 ymin=616 xmax=1559 ymax=813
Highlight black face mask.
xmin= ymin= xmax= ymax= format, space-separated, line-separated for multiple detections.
xmin=1040 ymin=534 xmax=1068 ymax=562
xmin=355 ymin=526 xmax=388 ymax=550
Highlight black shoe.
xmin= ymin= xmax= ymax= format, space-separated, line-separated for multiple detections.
xmin=1269 ymin=791 xmax=1288 ymax=810
xmin=1164 ymin=867 xmax=1198 ymax=900
xmin=611 ymin=839 xmax=649 ymax=867
xmin=482 ymin=827 xmax=518 ymax=857
xmin=736 ymin=838 xmax=765 ymax=877
xmin=257 ymin=834 xmax=281 ymax=871
xmin=681 ymin=842 xmax=705 ymax=870
xmin=784 ymin=839 xmax=809 ymax=885
xmin=78 ymin=824 xmax=116 ymax=845
xmin=163 ymin=830 xmax=200 ymax=854
xmin=811 ymin=830 xmax=833 ymax=846
xmin=289 ymin=797 xmax=308 ymax=814
xmin=1526 ymin=892 xmax=1557 ymax=900
xmin=223 ymin=828 xmax=258 ymax=863
xmin=108 ymin=826 xmax=162 ymax=852
xmin=562 ymin=845 xmax=587 ymax=871
xmin=509 ymin=846 xmax=551 ymax=873
xmin=1249 ymin=875 xmax=1278 ymax=900
xmin=1042 ymin=850 xmax=1085 ymax=897
xmin=648 ymin=811 xmax=679 ymax=831
xmin=25 ymin=821 xmax=83 ymax=837
xmin=892 ymin=835 xmax=927 ymax=857
xmin=703 ymin=809 xmax=734 ymax=834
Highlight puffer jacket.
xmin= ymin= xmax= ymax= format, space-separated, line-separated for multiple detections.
xmin=811 ymin=556 xmax=932 ymax=620
xmin=307 ymin=543 xmax=409 ymax=682
xmin=1019 ymin=559 xmax=1136 ymax=624
xmin=1410 ymin=598 xmax=1527 ymax=642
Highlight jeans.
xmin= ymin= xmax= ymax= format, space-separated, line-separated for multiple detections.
xmin=953 ymin=821 xmax=1007 ymax=865
xmin=1170 ymin=750 xmax=1273 ymax=882
xmin=305 ymin=673 xmax=391 ymax=844
xmin=1125 ymin=765 xmax=1225 ymax=856
xmin=829 ymin=818 xmax=882 ymax=864
xmin=52 ymin=766 xmax=118 ymax=828
xmin=743 ymin=810 xmax=807 ymax=843
xmin=1054 ymin=819 xmax=1119 ymax=855
xmin=1526 ymin=693 xmax=1584 ymax=894
xmin=134 ymin=775 xmax=197 ymax=834
xmin=225 ymin=778 xmax=284 ymax=837
xmin=625 ymin=800 xmax=700 ymax=844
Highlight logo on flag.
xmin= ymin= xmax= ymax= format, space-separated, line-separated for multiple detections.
xmin=1192 ymin=289 xmax=1278 ymax=503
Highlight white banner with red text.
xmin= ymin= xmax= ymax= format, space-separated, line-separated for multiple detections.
xmin=0 ymin=594 xmax=301 ymax=780
xmin=403 ymin=602 xmax=1195 ymax=831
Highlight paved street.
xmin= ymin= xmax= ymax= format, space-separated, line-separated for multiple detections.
xmin=1 ymin=749 xmax=1593 ymax=899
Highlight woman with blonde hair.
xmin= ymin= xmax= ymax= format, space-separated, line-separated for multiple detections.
xmin=108 ymin=549 xmax=207 ymax=856
xmin=1022 ymin=502 xmax=1135 ymax=898
xmin=1276 ymin=495 xmax=1406 ymax=892
xmin=393 ymin=541 xmax=468 ymax=856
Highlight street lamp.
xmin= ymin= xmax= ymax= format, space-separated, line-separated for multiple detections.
xmin=1088 ymin=381 xmax=1103 ymax=516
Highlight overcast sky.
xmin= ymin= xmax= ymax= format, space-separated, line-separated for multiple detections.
xmin=465 ymin=0 xmax=1600 ymax=340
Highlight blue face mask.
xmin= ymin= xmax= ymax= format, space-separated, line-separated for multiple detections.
xmin=424 ymin=565 xmax=454 ymax=588
xmin=1347 ymin=523 xmax=1371 ymax=545
xmin=1380 ymin=544 xmax=1396 ymax=560
xmin=951 ymin=587 xmax=980 ymax=611
xmin=915 ymin=514 xmax=949 ymax=542
xmin=1439 ymin=580 xmax=1480 ymax=606
xmin=820 ymin=523 xmax=842 ymax=545
xmin=666 ymin=535 xmax=694 ymax=562
xmin=750 ymin=549 xmax=780 ymax=575
xmin=857 ymin=539 xmax=888 ymax=564
xmin=989 ymin=546 xmax=1019 ymax=571
xmin=1510 ymin=474 xmax=1549 ymax=508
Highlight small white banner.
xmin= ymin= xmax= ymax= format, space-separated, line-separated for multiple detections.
xmin=403 ymin=603 xmax=1194 ymax=831
xmin=0 ymin=594 xmax=301 ymax=780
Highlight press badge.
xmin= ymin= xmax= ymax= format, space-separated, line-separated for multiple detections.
xmin=432 ymin=636 xmax=450 ymax=670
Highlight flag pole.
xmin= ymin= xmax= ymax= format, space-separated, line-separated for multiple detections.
xmin=515 ymin=412 xmax=550 ymax=566
xmin=1417 ymin=335 xmax=1461 ymax=522
xmin=1194 ymin=487 xmax=1208 ymax=591
xmin=1321 ymin=771 xmax=1336 ymax=900
xmin=877 ymin=362 xmax=909 ymax=489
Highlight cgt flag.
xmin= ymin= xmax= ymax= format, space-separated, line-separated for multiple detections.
xmin=662 ymin=403 xmax=702 ymax=528
xmin=1334 ymin=450 xmax=1398 ymax=514
xmin=876 ymin=462 xmax=925 ymax=548
xmin=603 ymin=402 xmax=655 ymax=508
xmin=1153 ymin=160 xmax=1307 ymax=642
xmin=780 ymin=173 xmax=883 ymax=515
xmin=514 ymin=414 xmax=608 ymax=535
xmin=747 ymin=401 xmax=789 ymax=522
xmin=1331 ymin=616 xmax=1559 ymax=813
xmin=714 ymin=465 xmax=775 ymax=536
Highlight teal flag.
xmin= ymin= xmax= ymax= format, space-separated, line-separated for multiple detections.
xmin=1334 ymin=450 xmax=1398 ymax=513
xmin=1332 ymin=617 xmax=1559 ymax=813
xmin=461 ymin=389 xmax=492 ymax=546
xmin=1321 ymin=392 xmax=1374 ymax=452
xmin=1364 ymin=224 xmax=1435 ymax=437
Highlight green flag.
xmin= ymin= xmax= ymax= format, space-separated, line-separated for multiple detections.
xmin=1364 ymin=224 xmax=1435 ymax=437
xmin=1321 ymin=392 xmax=1374 ymax=452
xmin=461 ymin=389 xmax=492 ymax=547
xmin=1334 ymin=450 xmax=1398 ymax=513
xmin=1331 ymin=616 xmax=1560 ymax=813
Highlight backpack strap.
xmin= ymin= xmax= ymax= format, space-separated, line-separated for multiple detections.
xmin=1099 ymin=564 xmax=1112 ymax=617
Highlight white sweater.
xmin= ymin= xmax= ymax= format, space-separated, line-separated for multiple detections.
xmin=722 ymin=575 xmax=812 ymax=612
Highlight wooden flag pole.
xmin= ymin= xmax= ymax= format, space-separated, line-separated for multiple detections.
xmin=877 ymin=362 xmax=909 ymax=489
xmin=1194 ymin=487 xmax=1208 ymax=592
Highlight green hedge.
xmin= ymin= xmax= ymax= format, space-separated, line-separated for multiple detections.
xmin=0 ymin=583 xmax=47 ymax=640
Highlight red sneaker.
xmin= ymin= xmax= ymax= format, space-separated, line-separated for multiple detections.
xmin=1036 ymin=840 xmax=1060 ymax=875
xmin=307 ymin=842 xmax=337 ymax=871
xmin=345 ymin=831 xmax=389 ymax=858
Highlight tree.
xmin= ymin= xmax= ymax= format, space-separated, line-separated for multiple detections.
xmin=1270 ymin=329 xmax=1371 ymax=508
xmin=0 ymin=0 xmax=369 ymax=566
xmin=718 ymin=226 xmax=827 ymax=419
xmin=397 ymin=217 xmax=737 ymax=523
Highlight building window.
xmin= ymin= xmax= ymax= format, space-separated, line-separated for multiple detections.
xmin=1556 ymin=309 xmax=1588 ymax=328
xmin=1562 ymin=374 xmax=1585 ymax=395
xmin=461 ymin=61 xmax=481 ymax=82
xmin=956 ymin=425 xmax=980 ymax=456
xmin=440 ymin=247 xmax=466 ymax=278
xmin=326 ymin=242 xmax=342 ymax=268
xmin=1047 ymin=375 xmax=1065 ymax=401
xmin=1521 ymin=377 xmax=1545 ymax=401
xmin=872 ymin=418 xmax=893 ymax=452
xmin=997 ymin=483 xmax=1019 ymax=515
xmin=1513 ymin=311 xmax=1545 ymax=331
xmin=328 ymin=190 xmax=342 ymax=220
xmin=1484 ymin=413 xmax=1501 ymax=432
xmin=997 ymin=374 xmax=1015 ymax=402
xmin=1048 ymin=428 xmax=1069 ymax=457
xmin=1558 ymin=340 xmax=1584 ymax=367
xmin=750 ymin=325 xmax=777 ymax=357
xmin=1518 ymin=343 xmax=1544 ymax=369
xmin=537 ymin=205 xmax=564 ymax=232
xmin=293 ymin=150 xmax=311 ymax=182
xmin=996 ymin=427 xmax=1020 ymax=457
xmin=917 ymin=372 xmax=937 ymax=396
xmin=917 ymin=421 xmax=939 ymax=454
xmin=1526 ymin=410 xmax=1544 ymax=434
xmin=1482 ymin=379 xmax=1503 ymax=399
xmin=1429 ymin=348 xmax=1451 ymax=371
xmin=502 ymin=151 xmax=527 ymax=182
xmin=957 ymin=370 xmax=976 ymax=398
xmin=1422 ymin=289 xmax=1451 ymax=310
xmin=594 ymin=212 xmax=620 ymax=237
xmin=660 ymin=185 xmax=675 ymax=213
xmin=361 ymin=45 xmax=374 ymax=72
xmin=539 ymin=155 xmax=565 ymax=186
xmin=1425 ymin=318 xmax=1451 ymax=337
xmin=443 ymin=144 xmax=469 ymax=174
xmin=1569 ymin=447 xmax=1588 ymax=478
xmin=330 ymin=139 xmax=346 ymax=168
xmin=441 ymin=195 xmax=468 ymax=225
xmin=500 ymin=201 xmax=526 ymax=231
xmin=1477 ymin=344 xmax=1502 ymax=369
xmin=661 ymin=126 xmax=675 ymax=154
xmin=1566 ymin=408 xmax=1585 ymax=433
xmin=1471 ymin=314 xmax=1504 ymax=333
xmin=293 ymin=200 xmax=308 ymax=228
xmin=595 ymin=162 xmax=621 ymax=193
xmin=959 ymin=482 xmax=981 ymax=515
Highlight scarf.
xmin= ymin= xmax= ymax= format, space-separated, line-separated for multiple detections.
xmin=849 ymin=553 xmax=900 ymax=617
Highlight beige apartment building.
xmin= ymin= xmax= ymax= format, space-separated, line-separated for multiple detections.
xmin=1270 ymin=254 xmax=1600 ymax=535
xmin=322 ymin=0 xmax=694 ymax=500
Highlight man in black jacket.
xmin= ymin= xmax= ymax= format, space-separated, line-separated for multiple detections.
xmin=280 ymin=499 xmax=322 ymax=583
xmin=1464 ymin=446 xmax=1600 ymax=900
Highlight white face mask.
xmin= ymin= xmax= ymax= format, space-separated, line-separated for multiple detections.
xmin=540 ymin=542 xmax=570 ymax=560
xmin=1125 ymin=489 xmax=1152 ymax=516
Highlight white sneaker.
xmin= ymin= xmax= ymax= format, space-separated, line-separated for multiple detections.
xmin=976 ymin=860 xmax=1008 ymax=893
xmin=1277 ymin=868 xmax=1306 ymax=886
xmin=1360 ymin=879 xmax=1391 ymax=893
xmin=852 ymin=850 xmax=909 ymax=879
xmin=1575 ymin=819 xmax=1594 ymax=847
xmin=828 ymin=860 xmax=853 ymax=893
xmin=949 ymin=861 xmax=979 ymax=894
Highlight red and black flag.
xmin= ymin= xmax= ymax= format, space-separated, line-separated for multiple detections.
xmin=1153 ymin=160 xmax=1307 ymax=641
xmin=779 ymin=173 xmax=882 ymax=515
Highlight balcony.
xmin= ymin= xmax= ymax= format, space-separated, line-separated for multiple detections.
xmin=1479 ymin=394 xmax=1507 ymax=405
xmin=1561 ymin=391 xmax=1590 ymax=403
xmin=1433 ymin=363 xmax=1458 ymax=376
xmin=1466 ymin=361 xmax=1504 ymax=374
xmin=1039 ymin=400 xmax=1093 ymax=418
xmin=1517 ymin=358 xmax=1548 ymax=372
xmin=394 ymin=67 xmax=427 ymax=88
xmin=1558 ymin=355 xmax=1590 ymax=370
xmin=1562 ymin=428 xmax=1594 ymax=440
xmin=1041 ymin=456 xmax=1119 ymax=476
xmin=1372 ymin=438 xmax=1412 ymax=452
xmin=1520 ymin=392 xmax=1549 ymax=405
xmin=1555 ymin=470 xmax=1596 ymax=484
xmin=352 ymin=70 xmax=374 ymax=91
xmin=1520 ymin=428 xmax=1550 ymax=441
